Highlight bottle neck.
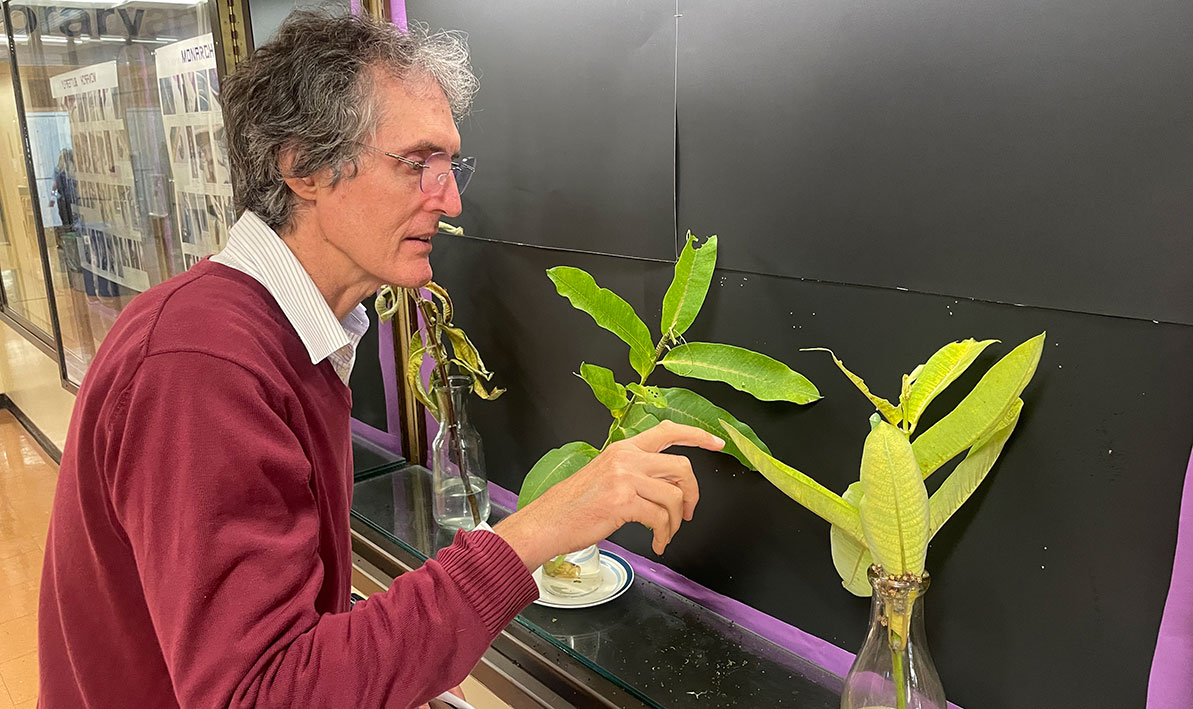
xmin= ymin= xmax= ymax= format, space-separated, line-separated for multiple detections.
xmin=434 ymin=376 xmax=472 ymax=426
xmin=867 ymin=567 xmax=930 ymax=652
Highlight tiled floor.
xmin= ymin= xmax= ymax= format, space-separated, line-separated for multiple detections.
xmin=0 ymin=410 xmax=55 ymax=709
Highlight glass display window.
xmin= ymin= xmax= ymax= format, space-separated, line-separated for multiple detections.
xmin=5 ymin=0 xmax=238 ymax=384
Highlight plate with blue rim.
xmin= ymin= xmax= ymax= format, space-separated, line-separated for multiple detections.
xmin=532 ymin=550 xmax=634 ymax=609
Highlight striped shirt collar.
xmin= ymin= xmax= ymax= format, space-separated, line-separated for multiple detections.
xmin=211 ymin=211 xmax=369 ymax=380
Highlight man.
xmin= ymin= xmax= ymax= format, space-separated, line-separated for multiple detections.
xmin=39 ymin=11 xmax=722 ymax=708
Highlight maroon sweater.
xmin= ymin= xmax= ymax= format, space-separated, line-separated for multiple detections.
xmin=39 ymin=261 xmax=538 ymax=708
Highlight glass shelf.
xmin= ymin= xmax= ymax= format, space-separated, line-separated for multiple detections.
xmin=350 ymin=433 xmax=406 ymax=481
xmin=351 ymin=465 xmax=843 ymax=708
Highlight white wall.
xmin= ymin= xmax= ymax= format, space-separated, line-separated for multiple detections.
xmin=0 ymin=321 xmax=74 ymax=452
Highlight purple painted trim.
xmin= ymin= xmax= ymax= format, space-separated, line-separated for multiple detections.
xmin=377 ymin=310 xmax=403 ymax=444
xmin=416 ymin=289 xmax=441 ymax=448
xmin=488 ymin=482 xmax=518 ymax=514
xmin=1148 ymin=443 xmax=1193 ymax=707
xmin=350 ymin=417 xmax=402 ymax=453
xmin=389 ymin=0 xmax=407 ymax=31
xmin=373 ymin=287 xmax=439 ymax=456
xmin=349 ymin=0 xmax=362 ymax=15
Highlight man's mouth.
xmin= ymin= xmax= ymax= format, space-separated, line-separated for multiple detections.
xmin=409 ymin=233 xmax=434 ymax=243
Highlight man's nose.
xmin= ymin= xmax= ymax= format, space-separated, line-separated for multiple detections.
xmin=432 ymin=174 xmax=463 ymax=217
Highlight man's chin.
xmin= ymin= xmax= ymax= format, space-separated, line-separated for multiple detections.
xmin=381 ymin=265 xmax=433 ymax=289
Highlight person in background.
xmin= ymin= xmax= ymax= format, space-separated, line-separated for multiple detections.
xmin=48 ymin=148 xmax=97 ymax=358
xmin=38 ymin=11 xmax=722 ymax=708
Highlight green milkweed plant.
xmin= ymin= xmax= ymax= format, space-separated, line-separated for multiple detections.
xmin=720 ymin=331 xmax=1044 ymax=701
xmin=517 ymin=232 xmax=821 ymax=511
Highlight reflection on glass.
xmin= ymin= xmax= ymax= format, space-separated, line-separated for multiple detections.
xmin=10 ymin=0 xmax=232 ymax=383
xmin=0 ymin=29 xmax=53 ymax=338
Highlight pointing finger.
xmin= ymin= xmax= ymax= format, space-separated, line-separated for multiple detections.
xmin=627 ymin=420 xmax=724 ymax=455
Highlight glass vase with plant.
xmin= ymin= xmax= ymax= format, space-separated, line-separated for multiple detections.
xmin=720 ymin=333 xmax=1045 ymax=708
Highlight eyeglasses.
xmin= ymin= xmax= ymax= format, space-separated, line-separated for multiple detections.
xmin=364 ymin=146 xmax=475 ymax=195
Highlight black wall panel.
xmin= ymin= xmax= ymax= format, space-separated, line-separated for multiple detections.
xmin=339 ymin=2 xmax=1193 ymax=706
xmin=349 ymin=297 xmax=388 ymax=431
xmin=432 ymin=236 xmax=1193 ymax=708
xmin=410 ymin=0 xmax=677 ymax=260
xmin=677 ymin=0 xmax=1193 ymax=324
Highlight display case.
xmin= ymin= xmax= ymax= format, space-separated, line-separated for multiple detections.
xmin=351 ymin=464 xmax=844 ymax=708
xmin=1 ymin=0 xmax=249 ymax=386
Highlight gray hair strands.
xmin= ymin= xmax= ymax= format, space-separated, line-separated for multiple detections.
xmin=220 ymin=11 xmax=478 ymax=233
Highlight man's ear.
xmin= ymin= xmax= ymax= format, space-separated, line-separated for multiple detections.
xmin=279 ymin=148 xmax=320 ymax=202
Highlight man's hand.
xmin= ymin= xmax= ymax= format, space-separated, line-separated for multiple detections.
xmin=493 ymin=421 xmax=724 ymax=570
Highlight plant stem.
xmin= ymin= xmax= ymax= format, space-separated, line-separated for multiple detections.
xmin=892 ymin=646 xmax=908 ymax=709
xmin=653 ymin=337 xmax=669 ymax=363
xmin=601 ymin=335 xmax=671 ymax=450
xmin=414 ymin=292 xmax=481 ymax=527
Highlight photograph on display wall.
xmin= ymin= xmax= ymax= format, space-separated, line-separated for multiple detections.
xmin=213 ymin=126 xmax=230 ymax=184
xmin=175 ymin=75 xmax=188 ymax=114
xmin=208 ymin=69 xmax=220 ymax=111
xmin=195 ymin=128 xmax=216 ymax=184
xmin=158 ymin=78 xmax=176 ymax=115
xmin=156 ymin=34 xmax=235 ymax=270
xmin=49 ymin=59 xmax=151 ymax=292
xmin=196 ymin=70 xmax=210 ymax=112
xmin=185 ymin=126 xmax=199 ymax=181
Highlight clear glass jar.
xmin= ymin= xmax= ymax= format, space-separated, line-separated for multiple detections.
xmin=841 ymin=567 xmax=946 ymax=709
xmin=431 ymin=375 xmax=490 ymax=531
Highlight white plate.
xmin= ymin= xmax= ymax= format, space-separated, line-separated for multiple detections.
xmin=532 ymin=550 xmax=634 ymax=609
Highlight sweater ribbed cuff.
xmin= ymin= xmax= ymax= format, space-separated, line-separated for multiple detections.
xmin=436 ymin=530 xmax=540 ymax=636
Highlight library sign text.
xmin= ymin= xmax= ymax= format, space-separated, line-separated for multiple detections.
xmin=9 ymin=6 xmax=151 ymax=40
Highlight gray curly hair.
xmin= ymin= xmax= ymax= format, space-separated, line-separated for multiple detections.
xmin=221 ymin=11 xmax=478 ymax=233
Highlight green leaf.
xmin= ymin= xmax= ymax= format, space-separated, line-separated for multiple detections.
xmin=375 ymin=285 xmax=402 ymax=321
xmin=518 ymin=441 xmax=600 ymax=509
xmin=723 ymin=424 xmax=864 ymax=542
xmin=906 ymin=363 xmax=925 ymax=385
xmin=643 ymin=387 xmax=770 ymax=468
xmin=441 ymin=324 xmax=496 ymax=380
xmin=423 ymin=281 xmax=454 ymax=324
xmin=577 ymin=363 xmax=629 ymax=411
xmin=859 ymin=422 xmax=930 ymax=576
xmin=903 ymin=339 xmax=997 ymax=433
xmin=626 ymin=382 xmax=667 ymax=408
xmin=610 ymin=406 xmax=662 ymax=443
xmin=661 ymin=342 xmax=820 ymax=404
xmin=929 ymin=398 xmax=1023 ymax=537
xmin=831 ymin=482 xmax=873 ymax=596
xmin=548 ymin=267 xmax=656 ymax=379
xmin=661 ymin=232 xmax=718 ymax=341
xmin=449 ymin=359 xmax=506 ymax=400
xmin=803 ymin=348 xmax=902 ymax=424
xmin=912 ymin=332 xmax=1045 ymax=479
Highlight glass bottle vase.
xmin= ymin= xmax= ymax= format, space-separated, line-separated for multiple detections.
xmin=841 ymin=567 xmax=946 ymax=709
xmin=431 ymin=375 xmax=490 ymax=531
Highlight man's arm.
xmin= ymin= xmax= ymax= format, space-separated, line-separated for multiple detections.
xmin=108 ymin=351 xmax=536 ymax=708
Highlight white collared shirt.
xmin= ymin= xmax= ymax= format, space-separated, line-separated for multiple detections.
xmin=211 ymin=211 xmax=369 ymax=386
